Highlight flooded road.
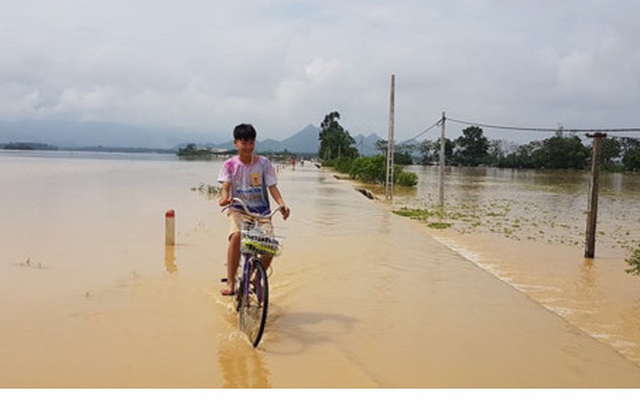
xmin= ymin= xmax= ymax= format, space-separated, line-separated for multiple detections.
xmin=2 ymin=151 xmax=640 ymax=388
xmin=388 ymin=165 xmax=640 ymax=368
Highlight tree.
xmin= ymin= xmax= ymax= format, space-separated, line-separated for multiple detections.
xmin=486 ymin=139 xmax=519 ymax=167
xmin=375 ymin=139 xmax=388 ymax=155
xmin=418 ymin=138 xmax=453 ymax=165
xmin=453 ymin=126 xmax=489 ymax=166
xmin=350 ymin=155 xmax=387 ymax=184
xmin=534 ymin=133 xmax=588 ymax=169
xmin=601 ymin=137 xmax=621 ymax=169
xmin=348 ymin=155 xmax=418 ymax=186
xmin=318 ymin=111 xmax=359 ymax=160
xmin=623 ymin=147 xmax=640 ymax=171
xmin=620 ymin=138 xmax=640 ymax=171
xmin=374 ymin=139 xmax=413 ymax=165
xmin=516 ymin=141 xmax=543 ymax=168
xmin=394 ymin=151 xmax=413 ymax=165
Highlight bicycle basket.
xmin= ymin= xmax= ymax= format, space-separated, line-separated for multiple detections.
xmin=241 ymin=223 xmax=284 ymax=257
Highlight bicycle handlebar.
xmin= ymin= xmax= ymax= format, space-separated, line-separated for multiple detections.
xmin=221 ymin=197 xmax=284 ymax=219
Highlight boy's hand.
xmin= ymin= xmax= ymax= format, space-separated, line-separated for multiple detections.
xmin=219 ymin=197 xmax=231 ymax=207
xmin=280 ymin=205 xmax=291 ymax=220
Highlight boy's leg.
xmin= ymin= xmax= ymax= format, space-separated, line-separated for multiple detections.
xmin=261 ymin=254 xmax=273 ymax=269
xmin=221 ymin=232 xmax=241 ymax=295
xmin=221 ymin=211 xmax=243 ymax=296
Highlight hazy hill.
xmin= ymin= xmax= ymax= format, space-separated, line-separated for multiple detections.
xmin=198 ymin=124 xmax=322 ymax=154
xmin=255 ymin=126 xmax=383 ymax=156
xmin=281 ymin=124 xmax=321 ymax=153
xmin=0 ymin=119 xmax=208 ymax=149
xmin=353 ymin=133 xmax=384 ymax=156
xmin=0 ymin=119 xmax=383 ymax=156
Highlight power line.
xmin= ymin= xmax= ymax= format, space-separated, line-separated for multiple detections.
xmin=392 ymin=115 xmax=640 ymax=146
xmin=397 ymin=118 xmax=442 ymax=144
xmin=446 ymin=117 xmax=640 ymax=134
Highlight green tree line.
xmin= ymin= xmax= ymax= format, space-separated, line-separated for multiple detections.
xmin=318 ymin=110 xmax=640 ymax=187
xmin=417 ymin=127 xmax=640 ymax=171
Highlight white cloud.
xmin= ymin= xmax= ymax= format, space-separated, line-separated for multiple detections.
xmin=57 ymin=86 xmax=117 ymax=113
xmin=1 ymin=0 xmax=639 ymax=144
xmin=305 ymin=58 xmax=342 ymax=82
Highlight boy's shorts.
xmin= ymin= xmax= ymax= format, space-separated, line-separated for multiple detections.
xmin=227 ymin=210 xmax=245 ymax=238
xmin=226 ymin=210 xmax=273 ymax=239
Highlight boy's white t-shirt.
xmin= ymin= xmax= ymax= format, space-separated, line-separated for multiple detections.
xmin=217 ymin=155 xmax=278 ymax=214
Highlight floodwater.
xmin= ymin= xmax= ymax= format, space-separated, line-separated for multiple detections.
xmin=389 ymin=165 xmax=640 ymax=368
xmin=1 ymin=150 xmax=640 ymax=388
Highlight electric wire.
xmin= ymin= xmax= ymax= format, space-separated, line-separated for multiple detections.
xmin=392 ymin=115 xmax=640 ymax=145
xmin=397 ymin=118 xmax=442 ymax=145
xmin=446 ymin=117 xmax=640 ymax=134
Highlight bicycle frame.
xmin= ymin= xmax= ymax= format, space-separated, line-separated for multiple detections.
xmin=222 ymin=198 xmax=283 ymax=347
xmin=237 ymin=247 xmax=265 ymax=308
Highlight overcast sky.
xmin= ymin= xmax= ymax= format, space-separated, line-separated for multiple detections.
xmin=1 ymin=0 xmax=639 ymax=144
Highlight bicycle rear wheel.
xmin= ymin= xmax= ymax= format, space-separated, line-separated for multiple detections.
xmin=239 ymin=258 xmax=269 ymax=347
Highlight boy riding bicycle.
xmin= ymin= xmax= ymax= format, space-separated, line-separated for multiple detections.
xmin=217 ymin=123 xmax=290 ymax=296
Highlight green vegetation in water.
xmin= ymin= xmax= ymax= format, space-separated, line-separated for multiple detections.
xmin=625 ymin=245 xmax=640 ymax=276
xmin=324 ymin=155 xmax=418 ymax=187
xmin=191 ymin=183 xmax=220 ymax=199
xmin=427 ymin=222 xmax=452 ymax=229
xmin=393 ymin=207 xmax=444 ymax=220
xmin=393 ymin=198 xmax=550 ymax=239
xmin=393 ymin=192 xmax=640 ymax=256
xmin=393 ymin=207 xmax=453 ymax=230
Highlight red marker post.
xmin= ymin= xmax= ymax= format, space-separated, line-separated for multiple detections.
xmin=165 ymin=209 xmax=175 ymax=245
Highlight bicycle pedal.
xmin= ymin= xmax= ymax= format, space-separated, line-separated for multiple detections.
xmin=221 ymin=278 xmax=228 ymax=283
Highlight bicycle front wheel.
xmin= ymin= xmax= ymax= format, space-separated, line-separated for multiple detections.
xmin=239 ymin=258 xmax=269 ymax=347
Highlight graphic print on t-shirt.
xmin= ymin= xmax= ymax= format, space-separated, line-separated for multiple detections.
xmin=250 ymin=172 xmax=261 ymax=187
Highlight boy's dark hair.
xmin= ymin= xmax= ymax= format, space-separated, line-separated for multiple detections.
xmin=233 ymin=124 xmax=257 ymax=141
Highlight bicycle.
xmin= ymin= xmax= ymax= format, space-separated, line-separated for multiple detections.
xmin=221 ymin=198 xmax=284 ymax=347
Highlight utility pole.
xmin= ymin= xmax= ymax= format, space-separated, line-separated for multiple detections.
xmin=438 ymin=112 xmax=446 ymax=207
xmin=385 ymin=74 xmax=396 ymax=201
xmin=584 ymin=132 xmax=606 ymax=258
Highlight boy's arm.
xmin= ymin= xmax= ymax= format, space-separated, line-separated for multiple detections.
xmin=219 ymin=181 xmax=232 ymax=207
xmin=268 ymin=185 xmax=290 ymax=220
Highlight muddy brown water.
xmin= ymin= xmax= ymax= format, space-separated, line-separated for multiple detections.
xmin=392 ymin=165 xmax=640 ymax=369
xmin=2 ymin=151 xmax=640 ymax=388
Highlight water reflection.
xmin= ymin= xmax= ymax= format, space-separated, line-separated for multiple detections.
xmin=218 ymin=335 xmax=271 ymax=388
xmin=458 ymin=166 xmax=489 ymax=180
xmin=164 ymin=245 xmax=178 ymax=273
xmin=576 ymin=258 xmax=599 ymax=299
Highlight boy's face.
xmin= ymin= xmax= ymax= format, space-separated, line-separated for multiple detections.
xmin=234 ymin=138 xmax=255 ymax=156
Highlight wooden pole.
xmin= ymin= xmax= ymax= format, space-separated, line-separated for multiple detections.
xmin=165 ymin=209 xmax=175 ymax=245
xmin=584 ymin=132 xmax=606 ymax=258
xmin=385 ymin=74 xmax=396 ymax=201
xmin=438 ymin=112 xmax=446 ymax=207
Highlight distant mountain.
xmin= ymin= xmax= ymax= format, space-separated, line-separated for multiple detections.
xmin=260 ymin=124 xmax=320 ymax=154
xmin=255 ymin=126 xmax=384 ymax=156
xmin=0 ymin=118 xmax=385 ymax=156
xmin=196 ymin=124 xmax=322 ymax=155
xmin=353 ymin=133 xmax=384 ymax=156
xmin=281 ymin=124 xmax=321 ymax=153
xmin=0 ymin=119 xmax=216 ymax=149
xmin=259 ymin=138 xmax=284 ymax=151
